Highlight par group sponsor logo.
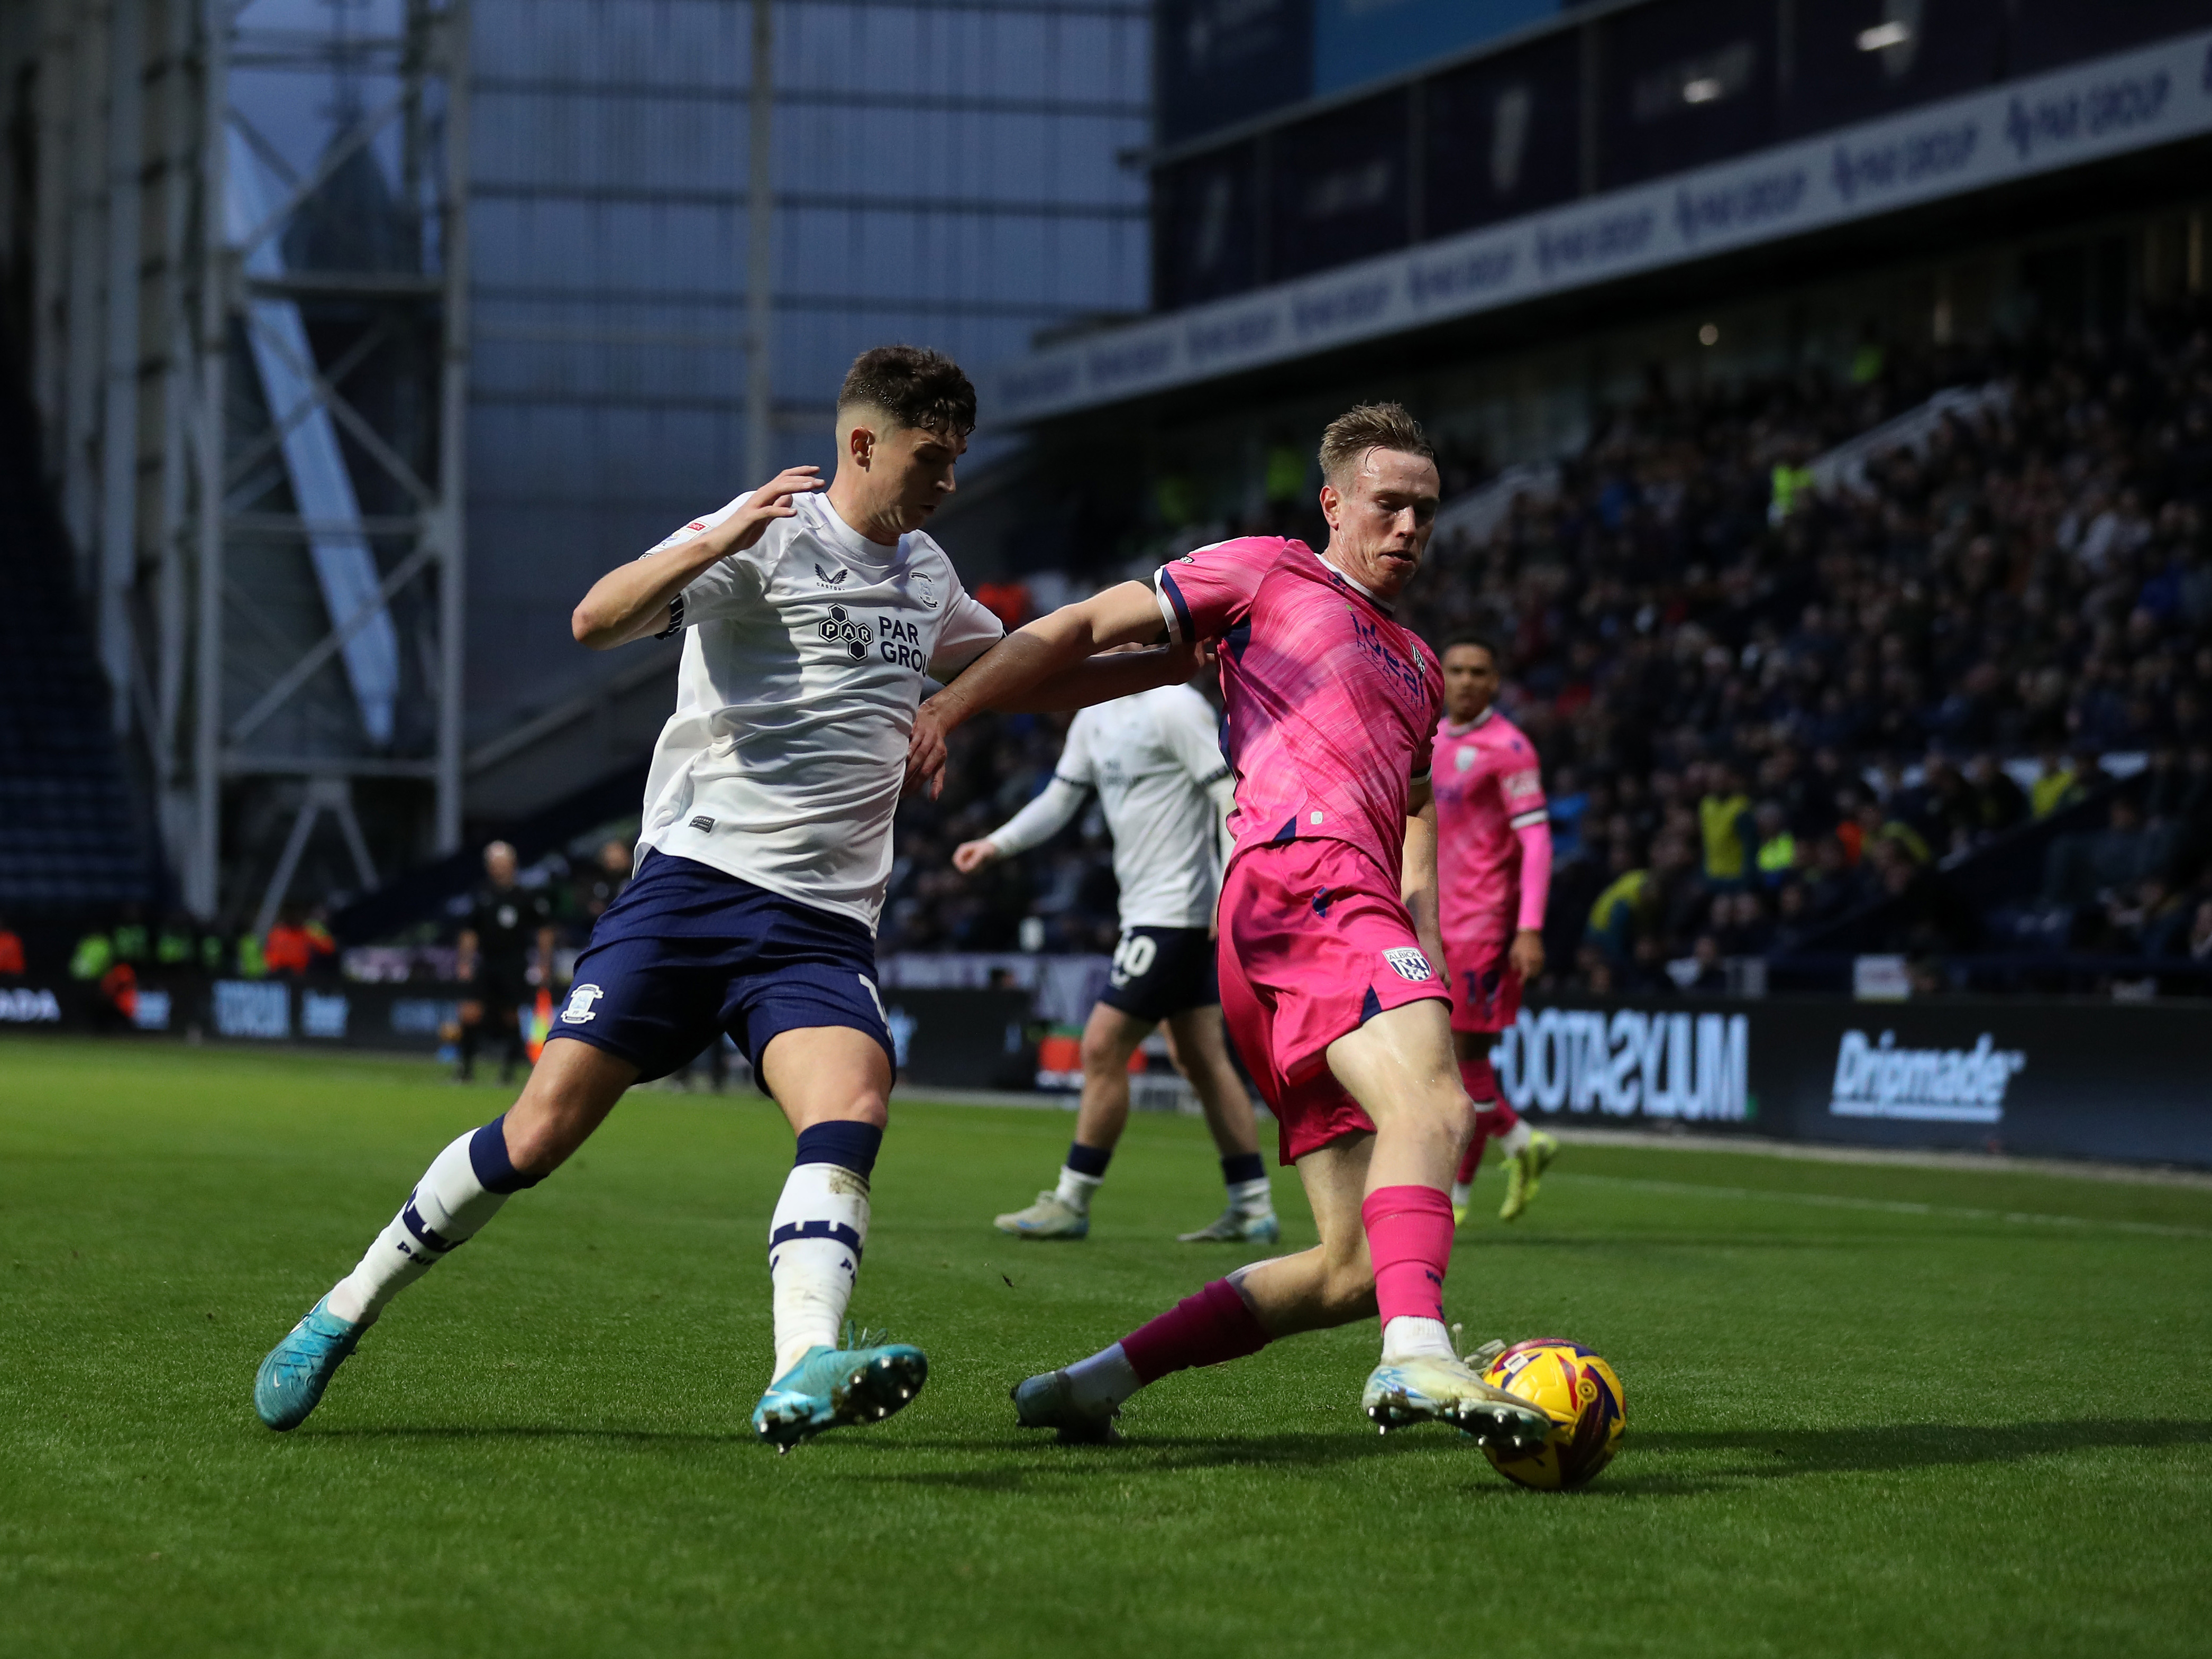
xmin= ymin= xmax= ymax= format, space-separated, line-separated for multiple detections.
xmin=1495 ymin=1006 xmax=1750 ymax=1121
xmin=1829 ymin=1029 xmax=2025 ymax=1124
xmin=0 ymin=986 xmax=63 ymax=1023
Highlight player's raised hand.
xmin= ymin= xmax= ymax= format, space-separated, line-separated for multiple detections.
xmin=715 ymin=466 xmax=824 ymax=554
xmin=951 ymin=839 xmax=1000 ymax=874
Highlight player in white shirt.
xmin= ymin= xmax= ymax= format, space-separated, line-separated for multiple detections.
xmin=956 ymin=680 xmax=1279 ymax=1244
xmin=252 ymin=347 xmax=1195 ymax=1450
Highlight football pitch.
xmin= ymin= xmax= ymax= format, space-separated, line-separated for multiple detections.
xmin=4 ymin=1041 xmax=2209 ymax=1657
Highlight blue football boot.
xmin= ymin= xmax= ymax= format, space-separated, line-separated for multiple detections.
xmin=254 ymin=1295 xmax=369 ymax=1431
xmin=751 ymin=1326 xmax=928 ymax=1452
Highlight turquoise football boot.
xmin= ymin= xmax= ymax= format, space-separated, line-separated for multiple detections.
xmin=752 ymin=1326 xmax=928 ymax=1452
xmin=254 ymin=1295 xmax=369 ymax=1431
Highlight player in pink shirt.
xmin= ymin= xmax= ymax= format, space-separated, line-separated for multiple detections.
xmin=905 ymin=405 xmax=1551 ymax=1451
xmin=1433 ymin=637 xmax=1559 ymax=1225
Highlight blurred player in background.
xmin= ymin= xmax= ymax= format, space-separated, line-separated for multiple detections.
xmin=907 ymin=404 xmax=1552 ymax=1450
xmin=1433 ymin=638 xmax=1558 ymax=1223
xmin=252 ymin=347 xmax=1192 ymax=1451
xmin=955 ymin=668 xmax=1279 ymax=1245
xmin=455 ymin=840 xmax=555 ymax=1085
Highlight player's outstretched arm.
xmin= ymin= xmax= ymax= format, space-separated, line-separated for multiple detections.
xmin=570 ymin=466 xmax=824 ymax=649
xmin=907 ymin=581 xmax=1183 ymax=796
xmin=953 ymin=776 xmax=1089 ymax=872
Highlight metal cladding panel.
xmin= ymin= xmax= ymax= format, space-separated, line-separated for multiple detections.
xmin=1597 ymin=0 xmax=1778 ymax=188
xmin=462 ymin=0 xmax=1149 ymax=749
xmin=1157 ymin=0 xmax=1314 ymax=145
xmin=1425 ymin=30 xmax=1583 ymax=237
xmin=1781 ymin=0 xmax=2005 ymax=139
xmin=1312 ymin=0 xmax=1559 ymax=98
xmin=1153 ymin=142 xmax=1264 ymax=309
xmin=2009 ymin=0 xmax=2212 ymax=74
xmin=1269 ymin=91 xmax=1412 ymax=280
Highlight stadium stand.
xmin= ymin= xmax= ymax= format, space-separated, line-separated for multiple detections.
xmin=892 ymin=305 xmax=2212 ymax=997
xmin=0 ymin=352 xmax=154 ymax=930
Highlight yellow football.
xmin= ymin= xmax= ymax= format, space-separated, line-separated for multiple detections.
xmin=1478 ymin=1339 xmax=1626 ymax=1490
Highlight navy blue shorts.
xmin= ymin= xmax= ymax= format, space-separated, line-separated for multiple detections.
xmin=545 ymin=850 xmax=893 ymax=1083
xmin=1098 ymin=925 xmax=1219 ymax=1023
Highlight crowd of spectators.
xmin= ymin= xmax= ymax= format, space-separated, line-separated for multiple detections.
xmin=884 ymin=303 xmax=2212 ymax=994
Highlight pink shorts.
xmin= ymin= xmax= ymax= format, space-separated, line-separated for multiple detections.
xmin=1445 ymin=932 xmax=1524 ymax=1034
xmin=1217 ymin=839 xmax=1451 ymax=1165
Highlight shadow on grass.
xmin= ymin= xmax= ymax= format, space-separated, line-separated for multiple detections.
xmin=302 ymin=1419 xmax=2212 ymax=1499
xmin=309 ymin=1424 xmax=755 ymax=1447
xmin=850 ymin=1431 xmax=1421 ymax=1490
xmin=1590 ymin=1419 xmax=2212 ymax=1495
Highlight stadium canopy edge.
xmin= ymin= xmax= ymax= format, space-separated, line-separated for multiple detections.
xmin=989 ymin=28 xmax=2212 ymax=426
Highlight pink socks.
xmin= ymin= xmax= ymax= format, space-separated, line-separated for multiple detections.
xmin=1360 ymin=1185 xmax=1455 ymax=1327
xmin=1119 ymin=1278 xmax=1271 ymax=1384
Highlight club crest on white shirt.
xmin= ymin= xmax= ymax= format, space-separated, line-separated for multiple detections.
xmin=912 ymin=570 xmax=939 ymax=609
xmin=1383 ymin=947 xmax=1435 ymax=982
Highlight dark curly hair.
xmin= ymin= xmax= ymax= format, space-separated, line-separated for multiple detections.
xmin=838 ymin=345 xmax=977 ymax=439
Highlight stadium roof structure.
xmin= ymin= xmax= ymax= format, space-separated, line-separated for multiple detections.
xmin=988 ymin=21 xmax=2212 ymax=426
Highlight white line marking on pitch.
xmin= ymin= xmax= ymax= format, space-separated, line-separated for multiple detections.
xmin=1555 ymin=1174 xmax=2212 ymax=1241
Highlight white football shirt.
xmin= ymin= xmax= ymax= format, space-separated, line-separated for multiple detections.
xmin=985 ymin=683 xmax=1232 ymax=930
xmin=635 ymin=489 xmax=1004 ymax=930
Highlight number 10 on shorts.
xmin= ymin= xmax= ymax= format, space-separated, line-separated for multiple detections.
xmin=1111 ymin=932 xmax=1157 ymax=987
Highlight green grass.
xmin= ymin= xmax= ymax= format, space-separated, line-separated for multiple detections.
xmin=3 ymin=1039 xmax=2209 ymax=1658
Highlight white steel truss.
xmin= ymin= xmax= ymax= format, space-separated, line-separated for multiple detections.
xmin=17 ymin=0 xmax=469 ymax=923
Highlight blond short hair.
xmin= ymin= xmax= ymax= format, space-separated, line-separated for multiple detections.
xmin=1318 ymin=402 xmax=1434 ymax=489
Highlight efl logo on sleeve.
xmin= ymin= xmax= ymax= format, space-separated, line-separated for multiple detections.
xmin=1383 ymin=947 xmax=1435 ymax=982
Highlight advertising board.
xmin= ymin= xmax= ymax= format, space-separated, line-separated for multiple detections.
xmin=1490 ymin=997 xmax=2212 ymax=1165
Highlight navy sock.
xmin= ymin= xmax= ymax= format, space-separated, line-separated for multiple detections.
xmin=794 ymin=1120 xmax=884 ymax=1179
xmin=469 ymin=1113 xmax=544 ymax=1194
xmin=1066 ymin=1141 xmax=1112 ymax=1179
xmin=1221 ymin=1151 xmax=1266 ymax=1188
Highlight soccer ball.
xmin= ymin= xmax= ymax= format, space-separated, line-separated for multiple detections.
xmin=1476 ymin=1339 xmax=1625 ymax=1490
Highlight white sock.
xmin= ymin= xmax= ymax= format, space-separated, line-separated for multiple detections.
xmin=1227 ymin=1176 xmax=1274 ymax=1215
xmin=1054 ymin=1167 xmax=1104 ymax=1213
xmin=327 ymin=1131 xmax=509 ymax=1325
xmin=1448 ymin=1180 xmax=1474 ymax=1211
xmin=1496 ymin=1121 xmax=1533 ymax=1158
xmin=1382 ymin=1316 xmax=1457 ymax=1364
xmin=768 ymin=1162 xmax=871 ymax=1378
xmin=1063 ymin=1341 xmax=1143 ymax=1413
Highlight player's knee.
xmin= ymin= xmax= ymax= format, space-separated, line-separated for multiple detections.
xmin=1079 ymin=1027 xmax=1136 ymax=1077
xmin=1432 ymin=1086 xmax=1478 ymax=1150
